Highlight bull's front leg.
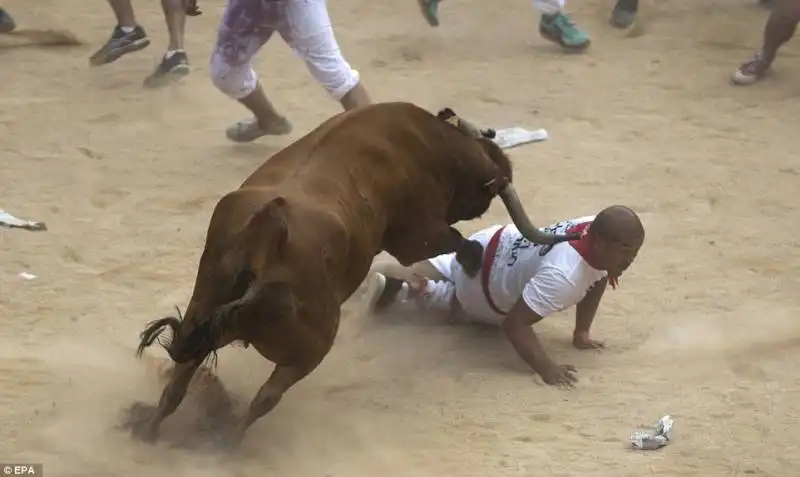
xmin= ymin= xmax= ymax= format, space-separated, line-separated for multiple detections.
xmin=429 ymin=226 xmax=484 ymax=277
xmin=454 ymin=234 xmax=484 ymax=277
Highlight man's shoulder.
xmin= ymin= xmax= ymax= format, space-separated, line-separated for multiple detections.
xmin=539 ymin=244 xmax=585 ymax=273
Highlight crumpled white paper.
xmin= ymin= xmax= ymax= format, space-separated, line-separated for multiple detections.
xmin=631 ymin=415 xmax=674 ymax=450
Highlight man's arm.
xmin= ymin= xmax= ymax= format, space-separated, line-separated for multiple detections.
xmin=500 ymin=268 xmax=578 ymax=387
xmin=502 ymin=300 xmax=577 ymax=387
xmin=573 ymin=277 xmax=607 ymax=349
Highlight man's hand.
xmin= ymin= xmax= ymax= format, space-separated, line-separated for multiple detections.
xmin=502 ymin=299 xmax=572 ymax=387
xmin=573 ymin=278 xmax=607 ymax=349
xmin=538 ymin=362 xmax=578 ymax=388
xmin=573 ymin=331 xmax=605 ymax=350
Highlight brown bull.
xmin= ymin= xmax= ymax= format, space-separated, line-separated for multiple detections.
xmin=130 ymin=102 xmax=579 ymax=448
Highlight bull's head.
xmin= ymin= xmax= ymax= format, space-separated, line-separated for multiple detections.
xmin=436 ymin=107 xmax=580 ymax=245
xmin=437 ymin=107 xmax=509 ymax=193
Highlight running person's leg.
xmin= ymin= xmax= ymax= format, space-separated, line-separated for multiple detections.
xmin=144 ymin=0 xmax=192 ymax=88
xmin=413 ymin=0 xmax=589 ymax=51
xmin=210 ymin=0 xmax=293 ymax=143
xmin=610 ymin=0 xmax=638 ymax=29
xmin=731 ymin=0 xmax=800 ymax=85
xmin=533 ymin=0 xmax=590 ymax=51
xmin=416 ymin=0 xmax=442 ymax=27
xmin=277 ymin=0 xmax=371 ymax=110
xmin=90 ymin=0 xmax=150 ymax=66
xmin=0 ymin=7 xmax=16 ymax=34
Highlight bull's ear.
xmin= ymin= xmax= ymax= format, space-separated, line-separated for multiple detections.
xmin=436 ymin=107 xmax=457 ymax=120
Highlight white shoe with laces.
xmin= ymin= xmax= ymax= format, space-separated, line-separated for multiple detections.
xmin=366 ymin=272 xmax=410 ymax=314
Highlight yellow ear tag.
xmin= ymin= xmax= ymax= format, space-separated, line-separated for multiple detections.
xmin=445 ymin=115 xmax=460 ymax=127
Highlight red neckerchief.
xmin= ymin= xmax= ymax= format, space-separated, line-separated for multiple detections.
xmin=566 ymin=222 xmax=619 ymax=290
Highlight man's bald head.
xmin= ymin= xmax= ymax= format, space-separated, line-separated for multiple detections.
xmin=587 ymin=205 xmax=645 ymax=278
xmin=589 ymin=205 xmax=645 ymax=245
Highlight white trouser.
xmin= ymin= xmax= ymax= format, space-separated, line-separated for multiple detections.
xmin=532 ymin=0 xmax=566 ymax=16
xmin=210 ymin=0 xmax=360 ymax=101
xmin=424 ymin=225 xmax=506 ymax=325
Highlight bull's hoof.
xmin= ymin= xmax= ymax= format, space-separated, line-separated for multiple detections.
xmin=456 ymin=241 xmax=484 ymax=277
xmin=131 ymin=422 xmax=160 ymax=443
xmin=212 ymin=426 xmax=245 ymax=452
xmin=122 ymin=402 xmax=161 ymax=443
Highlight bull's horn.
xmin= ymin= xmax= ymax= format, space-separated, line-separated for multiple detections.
xmin=498 ymin=184 xmax=581 ymax=245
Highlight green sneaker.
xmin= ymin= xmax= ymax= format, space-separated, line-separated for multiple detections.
xmin=416 ymin=0 xmax=441 ymax=27
xmin=539 ymin=13 xmax=590 ymax=51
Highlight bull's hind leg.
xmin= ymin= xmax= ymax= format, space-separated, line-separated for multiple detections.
xmin=221 ymin=362 xmax=317 ymax=449
xmin=218 ymin=317 xmax=337 ymax=449
xmin=129 ymin=358 xmax=203 ymax=443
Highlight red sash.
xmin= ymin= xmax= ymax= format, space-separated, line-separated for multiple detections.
xmin=479 ymin=221 xmax=616 ymax=316
xmin=480 ymin=226 xmax=508 ymax=315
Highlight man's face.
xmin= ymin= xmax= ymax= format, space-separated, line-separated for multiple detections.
xmin=597 ymin=234 xmax=644 ymax=277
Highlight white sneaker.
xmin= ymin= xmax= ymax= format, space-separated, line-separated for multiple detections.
xmin=366 ymin=272 xmax=408 ymax=314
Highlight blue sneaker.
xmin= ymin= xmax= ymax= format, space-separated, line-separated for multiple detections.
xmin=89 ymin=25 xmax=150 ymax=66
xmin=0 ymin=8 xmax=16 ymax=34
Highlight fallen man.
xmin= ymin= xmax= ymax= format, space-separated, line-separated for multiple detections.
xmin=369 ymin=206 xmax=645 ymax=388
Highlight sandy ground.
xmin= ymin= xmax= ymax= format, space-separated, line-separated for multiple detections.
xmin=2 ymin=0 xmax=800 ymax=475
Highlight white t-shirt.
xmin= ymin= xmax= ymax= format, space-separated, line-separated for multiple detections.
xmin=490 ymin=215 xmax=607 ymax=318
xmin=438 ymin=216 xmax=607 ymax=323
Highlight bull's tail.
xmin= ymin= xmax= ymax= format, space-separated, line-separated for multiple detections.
xmin=163 ymin=197 xmax=297 ymax=365
xmin=135 ymin=308 xmax=184 ymax=359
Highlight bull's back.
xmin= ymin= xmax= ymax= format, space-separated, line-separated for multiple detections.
xmin=239 ymin=102 xmax=440 ymax=192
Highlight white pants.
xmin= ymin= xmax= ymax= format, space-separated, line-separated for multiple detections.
xmin=532 ymin=0 xmax=566 ymax=15
xmin=426 ymin=225 xmax=506 ymax=325
xmin=210 ymin=0 xmax=360 ymax=101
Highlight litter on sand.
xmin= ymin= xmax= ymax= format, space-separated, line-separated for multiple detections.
xmin=631 ymin=415 xmax=674 ymax=450
xmin=491 ymin=127 xmax=549 ymax=150
xmin=19 ymin=272 xmax=37 ymax=280
xmin=0 ymin=209 xmax=47 ymax=231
